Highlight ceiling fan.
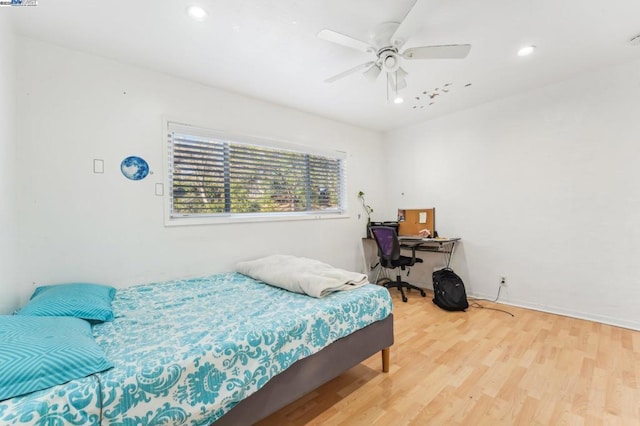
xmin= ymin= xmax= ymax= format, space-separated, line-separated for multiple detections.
xmin=317 ymin=0 xmax=471 ymax=101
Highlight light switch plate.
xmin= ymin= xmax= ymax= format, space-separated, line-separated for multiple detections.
xmin=93 ymin=159 xmax=104 ymax=173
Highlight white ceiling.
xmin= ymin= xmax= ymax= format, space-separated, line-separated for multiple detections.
xmin=8 ymin=0 xmax=640 ymax=132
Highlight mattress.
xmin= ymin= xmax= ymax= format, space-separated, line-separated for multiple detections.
xmin=0 ymin=272 xmax=393 ymax=425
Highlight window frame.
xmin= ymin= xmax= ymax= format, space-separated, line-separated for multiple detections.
xmin=163 ymin=120 xmax=349 ymax=226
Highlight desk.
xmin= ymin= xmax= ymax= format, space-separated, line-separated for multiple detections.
xmin=362 ymin=237 xmax=460 ymax=285
xmin=398 ymin=237 xmax=460 ymax=269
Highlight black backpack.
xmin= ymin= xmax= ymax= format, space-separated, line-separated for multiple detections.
xmin=432 ymin=268 xmax=469 ymax=311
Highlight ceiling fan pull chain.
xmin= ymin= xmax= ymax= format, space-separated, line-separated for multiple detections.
xmin=386 ymin=73 xmax=390 ymax=102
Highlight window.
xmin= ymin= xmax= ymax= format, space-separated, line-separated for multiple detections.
xmin=166 ymin=122 xmax=346 ymax=224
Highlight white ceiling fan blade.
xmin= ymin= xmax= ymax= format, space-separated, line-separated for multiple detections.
xmin=403 ymin=44 xmax=471 ymax=59
xmin=325 ymin=61 xmax=375 ymax=83
xmin=389 ymin=0 xmax=420 ymax=49
xmin=318 ymin=29 xmax=375 ymax=53
xmin=363 ymin=63 xmax=382 ymax=82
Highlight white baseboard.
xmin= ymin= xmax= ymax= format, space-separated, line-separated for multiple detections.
xmin=467 ymin=292 xmax=640 ymax=331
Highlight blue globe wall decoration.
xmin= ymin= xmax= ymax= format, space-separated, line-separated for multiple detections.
xmin=121 ymin=156 xmax=150 ymax=181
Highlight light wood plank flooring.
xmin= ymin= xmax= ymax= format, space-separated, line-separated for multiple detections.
xmin=258 ymin=289 xmax=640 ymax=425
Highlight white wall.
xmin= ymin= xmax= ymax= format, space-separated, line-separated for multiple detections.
xmin=0 ymin=15 xmax=20 ymax=314
xmin=13 ymin=36 xmax=639 ymax=330
xmin=384 ymin=59 xmax=640 ymax=330
xmin=12 ymin=37 xmax=385 ymax=308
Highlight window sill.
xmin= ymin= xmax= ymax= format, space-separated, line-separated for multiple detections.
xmin=164 ymin=212 xmax=350 ymax=227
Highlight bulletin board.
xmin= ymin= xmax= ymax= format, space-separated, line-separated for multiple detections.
xmin=397 ymin=208 xmax=435 ymax=237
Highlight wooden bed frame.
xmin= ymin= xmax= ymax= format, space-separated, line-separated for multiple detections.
xmin=215 ymin=314 xmax=394 ymax=425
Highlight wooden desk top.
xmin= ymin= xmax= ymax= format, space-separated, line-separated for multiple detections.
xmin=398 ymin=237 xmax=460 ymax=244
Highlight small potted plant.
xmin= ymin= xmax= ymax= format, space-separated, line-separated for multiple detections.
xmin=358 ymin=191 xmax=373 ymax=237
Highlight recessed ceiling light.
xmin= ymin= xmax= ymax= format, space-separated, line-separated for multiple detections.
xmin=517 ymin=45 xmax=536 ymax=57
xmin=393 ymin=96 xmax=404 ymax=105
xmin=187 ymin=6 xmax=208 ymax=21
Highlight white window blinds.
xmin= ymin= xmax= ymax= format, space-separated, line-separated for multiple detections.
xmin=167 ymin=122 xmax=346 ymax=220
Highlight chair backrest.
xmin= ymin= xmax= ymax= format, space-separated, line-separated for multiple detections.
xmin=370 ymin=226 xmax=401 ymax=263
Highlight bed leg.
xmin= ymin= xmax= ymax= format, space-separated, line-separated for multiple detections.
xmin=382 ymin=348 xmax=390 ymax=373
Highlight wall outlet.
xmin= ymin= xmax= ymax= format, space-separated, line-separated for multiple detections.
xmin=500 ymin=276 xmax=507 ymax=287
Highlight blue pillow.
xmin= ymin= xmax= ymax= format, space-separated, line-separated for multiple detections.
xmin=17 ymin=283 xmax=116 ymax=322
xmin=0 ymin=316 xmax=113 ymax=401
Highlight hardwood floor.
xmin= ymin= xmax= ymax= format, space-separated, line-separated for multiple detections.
xmin=258 ymin=289 xmax=640 ymax=425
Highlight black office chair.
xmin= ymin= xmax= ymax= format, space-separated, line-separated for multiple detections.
xmin=370 ymin=226 xmax=426 ymax=302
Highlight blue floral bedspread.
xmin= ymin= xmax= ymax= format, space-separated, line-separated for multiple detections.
xmin=0 ymin=376 xmax=102 ymax=425
xmin=0 ymin=272 xmax=393 ymax=425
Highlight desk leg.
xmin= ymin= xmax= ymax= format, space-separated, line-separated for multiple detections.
xmin=446 ymin=241 xmax=456 ymax=268
xmin=373 ymin=263 xmax=381 ymax=284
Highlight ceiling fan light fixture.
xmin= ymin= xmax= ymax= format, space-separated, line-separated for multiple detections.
xmin=363 ymin=64 xmax=382 ymax=82
xmin=388 ymin=67 xmax=408 ymax=91
xmin=396 ymin=67 xmax=408 ymax=81
xmin=187 ymin=5 xmax=208 ymax=21
xmin=517 ymin=45 xmax=536 ymax=57
xmin=384 ymin=56 xmax=396 ymax=68
xmin=380 ymin=50 xmax=400 ymax=72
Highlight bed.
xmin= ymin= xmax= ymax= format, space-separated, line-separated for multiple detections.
xmin=0 ymin=272 xmax=394 ymax=425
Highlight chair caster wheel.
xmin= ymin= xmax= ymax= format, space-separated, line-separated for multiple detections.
xmin=420 ymin=290 xmax=426 ymax=297
xmin=402 ymin=296 xmax=408 ymax=303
